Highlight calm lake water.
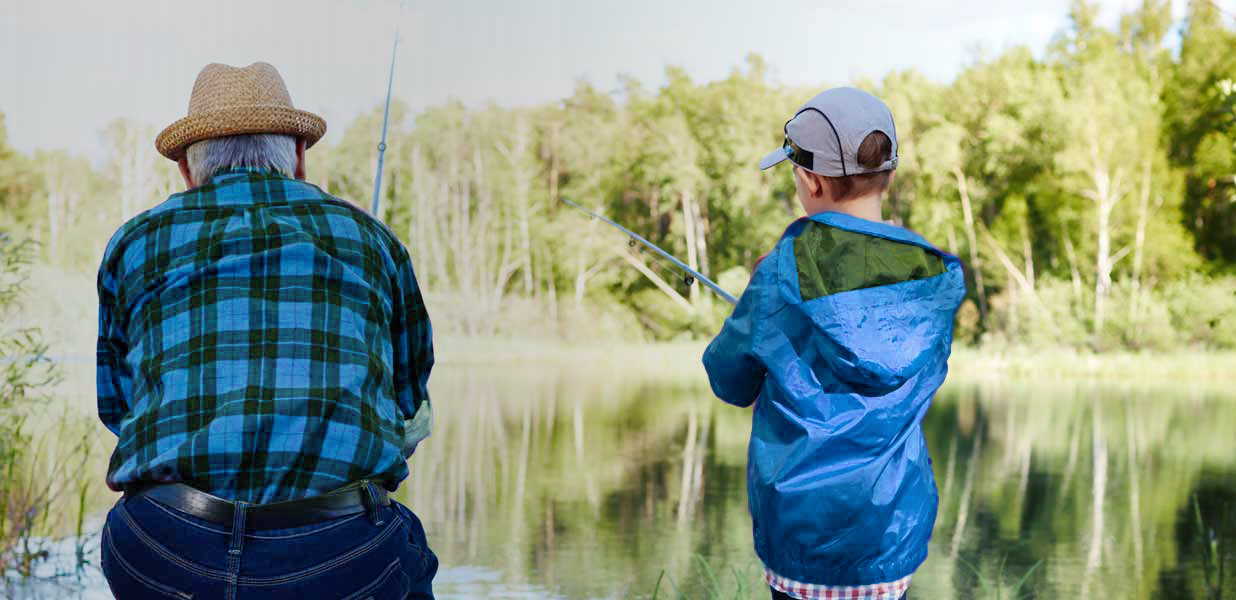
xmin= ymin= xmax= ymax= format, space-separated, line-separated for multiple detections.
xmin=6 ymin=363 xmax=1235 ymax=599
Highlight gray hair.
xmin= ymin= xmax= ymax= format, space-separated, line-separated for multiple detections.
xmin=185 ymin=133 xmax=297 ymax=184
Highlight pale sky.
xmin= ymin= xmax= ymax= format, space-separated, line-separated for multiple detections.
xmin=0 ymin=0 xmax=1197 ymax=164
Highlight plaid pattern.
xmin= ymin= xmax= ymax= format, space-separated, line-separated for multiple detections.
xmin=97 ymin=168 xmax=433 ymax=504
xmin=766 ymin=569 xmax=911 ymax=600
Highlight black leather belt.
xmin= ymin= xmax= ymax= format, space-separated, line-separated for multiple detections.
xmin=125 ymin=482 xmax=390 ymax=531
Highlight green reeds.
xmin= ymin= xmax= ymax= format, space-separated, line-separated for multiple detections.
xmin=958 ymin=555 xmax=1042 ymax=600
xmin=1194 ymin=494 xmax=1226 ymax=600
xmin=1 ymin=412 xmax=97 ymax=581
xmin=650 ymin=554 xmax=761 ymax=599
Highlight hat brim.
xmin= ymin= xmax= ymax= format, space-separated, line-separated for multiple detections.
xmin=156 ymin=105 xmax=327 ymax=160
xmin=759 ymin=147 xmax=789 ymax=170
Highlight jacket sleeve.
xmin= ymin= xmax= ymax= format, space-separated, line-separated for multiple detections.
xmin=387 ymin=238 xmax=434 ymax=456
xmin=702 ymin=261 xmax=769 ymax=408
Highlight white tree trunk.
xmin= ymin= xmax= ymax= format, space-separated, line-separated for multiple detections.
xmin=1020 ymin=220 xmax=1035 ymax=290
xmin=1129 ymin=160 xmax=1151 ymax=324
xmin=496 ymin=120 xmax=535 ymax=295
xmin=681 ymin=188 xmax=700 ymax=305
xmin=1063 ymin=228 xmax=1084 ymax=308
xmin=694 ymin=197 xmax=710 ymax=280
xmin=1091 ymin=167 xmax=1122 ymax=339
xmin=618 ymin=248 xmax=693 ymax=313
xmin=953 ymin=167 xmax=987 ymax=321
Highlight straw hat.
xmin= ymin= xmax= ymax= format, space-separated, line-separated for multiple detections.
xmin=156 ymin=62 xmax=326 ymax=160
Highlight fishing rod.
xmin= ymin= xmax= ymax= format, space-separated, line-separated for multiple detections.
xmin=560 ymin=197 xmax=737 ymax=305
xmin=370 ymin=1 xmax=403 ymax=217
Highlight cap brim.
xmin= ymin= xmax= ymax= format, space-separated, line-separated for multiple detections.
xmin=759 ymin=147 xmax=788 ymax=170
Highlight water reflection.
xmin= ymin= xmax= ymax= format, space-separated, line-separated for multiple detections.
xmin=5 ymin=367 xmax=1234 ymax=599
xmin=403 ymin=368 xmax=1236 ymax=599
xmin=918 ymin=382 xmax=1236 ymax=600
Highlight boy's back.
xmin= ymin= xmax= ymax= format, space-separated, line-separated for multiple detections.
xmin=704 ymin=211 xmax=965 ymax=587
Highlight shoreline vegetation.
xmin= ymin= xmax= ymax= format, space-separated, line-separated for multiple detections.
xmin=947 ymin=346 xmax=1236 ymax=382
xmin=435 ymin=335 xmax=1236 ymax=384
xmin=13 ymin=264 xmax=1236 ymax=386
xmin=1 ymin=237 xmax=101 ymax=586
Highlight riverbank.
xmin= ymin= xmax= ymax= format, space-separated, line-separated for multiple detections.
xmin=434 ymin=335 xmax=1236 ymax=384
xmin=17 ymin=266 xmax=1236 ymax=386
xmin=947 ymin=346 xmax=1236 ymax=383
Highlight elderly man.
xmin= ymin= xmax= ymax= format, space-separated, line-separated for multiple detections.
xmin=96 ymin=62 xmax=437 ymax=599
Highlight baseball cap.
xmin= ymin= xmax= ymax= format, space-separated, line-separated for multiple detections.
xmin=759 ymin=87 xmax=899 ymax=176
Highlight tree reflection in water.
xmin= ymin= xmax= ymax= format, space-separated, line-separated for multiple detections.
xmin=399 ymin=366 xmax=1236 ymax=599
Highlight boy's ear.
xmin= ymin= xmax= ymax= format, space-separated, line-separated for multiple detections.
xmin=794 ymin=167 xmax=824 ymax=198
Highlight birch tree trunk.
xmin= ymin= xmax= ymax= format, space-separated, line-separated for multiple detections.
xmin=1130 ymin=159 xmax=1151 ymax=324
xmin=694 ymin=196 xmax=710 ymax=279
xmin=496 ymin=119 xmax=535 ymax=295
xmin=106 ymin=121 xmax=160 ymax=222
xmin=546 ymin=122 xmax=560 ymax=215
xmin=1091 ymin=166 xmax=1123 ymax=339
xmin=1064 ymin=228 xmax=1084 ymax=308
xmin=1020 ymin=220 xmax=1035 ymax=290
xmin=408 ymin=147 xmax=433 ymax=282
xmin=953 ymin=167 xmax=987 ymax=321
xmin=573 ymin=219 xmax=598 ymax=308
xmin=618 ymin=248 xmax=693 ymax=313
xmin=681 ymin=188 xmax=700 ymax=305
xmin=545 ymin=250 xmax=558 ymax=324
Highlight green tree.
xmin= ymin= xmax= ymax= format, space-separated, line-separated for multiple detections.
xmin=0 ymin=114 xmax=45 ymax=230
xmin=1164 ymin=0 xmax=1236 ymax=267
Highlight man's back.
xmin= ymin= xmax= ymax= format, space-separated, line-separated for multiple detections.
xmin=97 ymin=167 xmax=433 ymax=504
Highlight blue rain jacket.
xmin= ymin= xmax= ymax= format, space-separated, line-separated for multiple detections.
xmin=703 ymin=211 xmax=965 ymax=585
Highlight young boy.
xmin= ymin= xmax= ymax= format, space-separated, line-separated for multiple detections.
xmin=703 ymin=87 xmax=966 ymax=600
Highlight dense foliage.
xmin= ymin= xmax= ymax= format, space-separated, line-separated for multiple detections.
xmin=2 ymin=1 xmax=1234 ymax=350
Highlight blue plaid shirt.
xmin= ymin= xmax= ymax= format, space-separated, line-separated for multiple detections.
xmin=97 ymin=168 xmax=433 ymax=504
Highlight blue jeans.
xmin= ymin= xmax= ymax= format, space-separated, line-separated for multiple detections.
xmin=100 ymin=493 xmax=437 ymax=599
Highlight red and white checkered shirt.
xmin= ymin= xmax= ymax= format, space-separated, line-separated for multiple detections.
xmin=765 ymin=568 xmax=911 ymax=600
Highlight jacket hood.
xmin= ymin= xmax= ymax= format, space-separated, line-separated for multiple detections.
xmin=778 ymin=213 xmax=966 ymax=395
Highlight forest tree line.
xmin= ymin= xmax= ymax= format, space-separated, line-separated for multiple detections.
xmin=1 ymin=0 xmax=1235 ymax=351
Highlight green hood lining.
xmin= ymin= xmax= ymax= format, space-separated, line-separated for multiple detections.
xmin=794 ymin=221 xmax=945 ymax=301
